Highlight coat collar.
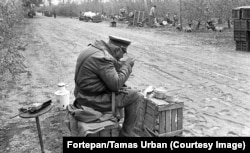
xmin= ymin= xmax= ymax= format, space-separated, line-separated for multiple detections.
xmin=91 ymin=40 xmax=117 ymax=61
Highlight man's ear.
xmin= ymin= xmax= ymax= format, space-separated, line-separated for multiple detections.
xmin=114 ymin=47 xmax=122 ymax=55
xmin=115 ymin=48 xmax=124 ymax=60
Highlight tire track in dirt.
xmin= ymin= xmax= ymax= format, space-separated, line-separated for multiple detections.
xmin=26 ymin=15 xmax=250 ymax=137
xmin=2 ymin=14 xmax=250 ymax=153
xmin=100 ymin=24 xmax=250 ymax=136
xmin=0 ymin=17 xmax=72 ymax=153
xmin=133 ymin=40 xmax=250 ymax=91
xmin=130 ymin=41 xmax=250 ymax=136
xmin=82 ymin=18 xmax=250 ymax=136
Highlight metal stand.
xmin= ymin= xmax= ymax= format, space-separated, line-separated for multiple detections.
xmin=36 ymin=117 xmax=45 ymax=153
xmin=19 ymin=104 xmax=53 ymax=153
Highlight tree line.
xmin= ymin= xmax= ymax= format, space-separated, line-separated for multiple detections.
xmin=0 ymin=0 xmax=38 ymax=80
xmin=1 ymin=0 xmax=250 ymax=81
xmin=49 ymin=0 xmax=250 ymax=28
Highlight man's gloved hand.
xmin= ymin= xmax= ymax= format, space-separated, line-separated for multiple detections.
xmin=124 ymin=57 xmax=135 ymax=67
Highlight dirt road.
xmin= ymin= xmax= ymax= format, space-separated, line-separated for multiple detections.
xmin=1 ymin=13 xmax=250 ymax=152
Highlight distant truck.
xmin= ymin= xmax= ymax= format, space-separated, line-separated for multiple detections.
xmin=79 ymin=12 xmax=102 ymax=23
xmin=44 ymin=10 xmax=53 ymax=17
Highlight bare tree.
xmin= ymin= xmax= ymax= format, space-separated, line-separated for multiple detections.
xmin=182 ymin=0 xmax=210 ymax=29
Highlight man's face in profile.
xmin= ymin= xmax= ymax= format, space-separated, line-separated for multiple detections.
xmin=116 ymin=47 xmax=126 ymax=61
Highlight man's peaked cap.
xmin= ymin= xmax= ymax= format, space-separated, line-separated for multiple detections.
xmin=108 ymin=35 xmax=131 ymax=53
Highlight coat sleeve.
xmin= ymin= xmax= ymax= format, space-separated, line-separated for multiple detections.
xmin=96 ymin=58 xmax=132 ymax=92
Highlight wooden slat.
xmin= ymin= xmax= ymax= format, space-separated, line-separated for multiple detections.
xmin=158 ymin=102 xmax=184 ymax=111
xmin=159 ymin=111 xmax=166 ymax=134
xmin=165 ymin=110 xmax=171 ymax=133
xmin=177 ymin=108 xmax=183 ymax=130
xmin=158 ymin=130 xmax=183 ymax=137
xmin=149 ymin=98 xmax=169 ymax=106
xmin=142 ymin=12 xmax=144 ymax=23
xmin=152 ymin=105 xmax=156 ymax=131
xmin=145 ymin=129 xmax=183 ymax=137
xmin=148 ymin=98 xmax=184 ymax=111
xmin=171 ymin=109 xmax=177 ymax=131
xmin=133 ymin=11 xmax=136 ymax=26
xmin=137 ymin=11 xmax=140 ymax=24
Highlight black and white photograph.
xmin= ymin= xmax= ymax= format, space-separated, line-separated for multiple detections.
xmin=1 ymin=0 xmax=250 ymax=152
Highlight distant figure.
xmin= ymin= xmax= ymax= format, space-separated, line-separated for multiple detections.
xmin=149 ymin=5 xmax=156 ymax=27
xmin=70 ymin=10 xmax=73 ymax=18
xmin=53 ymin=11 xmax=57 ymax=18
xmin=129 ymin=11 xmax=134 ymax=18
xmin=172 ymin=14 xmax=178 ymax=26
xmin=183 ymin=23 xmax=192 ymax=32
xmin=164 ymin=13 xmax=172 ymax=24
xmin=164 ymin=13 xmax=169 ymax=21
xmin=120 ymin=7 xmax=126 ymax=17
xmin=101 ymin=13 xmax=107 ymax=21
xmin=207 ymin=20 xmax=216 ymax=31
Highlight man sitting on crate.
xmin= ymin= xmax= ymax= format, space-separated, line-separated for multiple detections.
xmin=71 ymin=35 xmax=143 ymax=137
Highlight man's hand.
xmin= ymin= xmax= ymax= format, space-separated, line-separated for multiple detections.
xmin=124 ymin=57 xmax=135 ymax=67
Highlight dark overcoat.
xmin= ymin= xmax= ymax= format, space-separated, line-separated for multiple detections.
xmin=74 ymin=40 xmax=132 ymax=112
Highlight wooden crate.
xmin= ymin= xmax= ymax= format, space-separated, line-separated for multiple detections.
xmin=233 ymin=20 xmax=241 ymax=30
xmin=233 ymin=19 xmax=250 ymax=31
xmin=132 ymin=11 xmax=145 ymax=26
xmin=87 ymin=123 xmax=120 ymax=137
xmin=234 ymin=31 xmax=250 ymax=41
xmin=142 ymin=97 xmax=184 ymax=137
xmin=241 ymin=41 xmax=250 ymax=51
xmin=234 ymin=31 xmax=242 ymax=41
xmin=236 ymin=41 xmax=250 ymax=51
xmin=236 ymin=41 xmax=242 ymax=51
xmin=241 ymin=8 xmax=250 ymax=19
xmin=232 ymin=8 xmax=241 ymax=19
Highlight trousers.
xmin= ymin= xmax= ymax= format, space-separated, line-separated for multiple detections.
xmin=116 ymin=89 xmax=143 ymax=137
xmin=149 ymin=16 xmax=155 ymax=27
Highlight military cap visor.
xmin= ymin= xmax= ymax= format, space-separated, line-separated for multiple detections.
xmin=109 ymin=35 xmax=131 ymax=53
